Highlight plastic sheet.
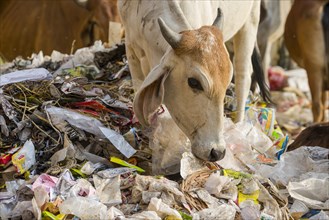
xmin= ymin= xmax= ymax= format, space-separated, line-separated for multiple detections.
xmin=107 ymin=206 xmax=125 ymax=219
xmin=93 ymin=175 xmax=122 ymax=205
xmin=131 ymin=174 xmax=188 ymax=209
xmin=7 ymin=201 xmax=34 ymax=219
xmin=80 ymin=161 xmax=104 ymax=175
xmin=127 ymin=211 xmax=161 ymax=220
xmin=256 ymin=177 xmax=289 ymax=219
xmin=68 ymin=178 xmax=96 ymax=198
xmin=97 ymin=167 xmax=135 ymax=179
xmin=5 ymin=179 xmax=25 ymax=195
xmin=53 ymin=41 xmax=104 ymax=77
xmin=204 ymin=172 xmax=231 ymax=198
xmin=33 ymin=186 xmax=49 ymax=208
xmin=256 ymin=146 xmax=329 ymax=186
xmin=194 ymin=188 xmax=222 ymax=208
xmin=240 ymin=202 xmax=261 ymax=220
xmin=46 ymin=106 xmax=104 ymax=137
xmin=290 ymin=200 xmax=310 ymax=219
xmin=308 ymin=211 xmax=329 ymax=220
xmin=180 ymin=152 xmax=205 ymax=179
xmin=288 ymin=177 xmax=329 ymax=209
xmin=59 ymin=196 xmax=107 ymax=220
xmin=32 ymin=174 xmax=58 ymax=193
xmin=100 ymin=126 xmax=136 ymax=158
xmin=0 ymin=68 xmax=52 ymax=87
xmin=147 ymin=197 xmax=182 ymax=219
xmin=192 ymin=204 xmax=236 ymax=220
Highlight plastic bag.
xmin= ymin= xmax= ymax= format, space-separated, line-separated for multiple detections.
xmin=59 ymin=196 xmax=107 ymax=220
xmin=256 ymin=146 xmax=329 ymax=186
xmin=150 ymin=111 xmax=190 ymax=175
xmin=0 ymin=68 xmax=51 ymax=86
xmin=12 ymin=140 xmax=36 ymax=174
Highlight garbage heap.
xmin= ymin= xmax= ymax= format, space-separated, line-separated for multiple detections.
xmin=268 ymin=66 xmax=328 ymax=136
xmin=0 ymin=42 xmax=328 ymax=220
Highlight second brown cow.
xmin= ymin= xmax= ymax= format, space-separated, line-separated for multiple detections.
xmin=0 ymin=0 xmax=120 ymax=61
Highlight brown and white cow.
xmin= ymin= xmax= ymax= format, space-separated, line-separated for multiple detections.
xmin=119 ymin=1 xmax=270 ymax=161
xmin=0 ymin=0 xmax=120 ymax=61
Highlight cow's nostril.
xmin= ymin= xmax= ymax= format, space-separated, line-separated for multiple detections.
xmin=209 ymin=149 xmax=226 ymax=162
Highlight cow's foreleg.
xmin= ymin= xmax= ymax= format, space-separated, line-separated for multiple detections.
xmin=126 ymin=44 xmax=148 ymax=91
xmin=233 ymin=1 xmax=260 ymax=122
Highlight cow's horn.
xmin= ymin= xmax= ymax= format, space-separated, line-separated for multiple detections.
xmin=212 ymin=8 xmax=224 ymax=30
xmin=158 ymin=18 xmax=182 ymax=49
xmin=74 ymin=0 xmax=88 ymax=8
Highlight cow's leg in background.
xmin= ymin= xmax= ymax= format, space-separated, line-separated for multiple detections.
xmin=298 ymin=5 xmax=326 ymax=122
xmin=305 ymin=63 xmax=324 ymax=122
xmin=233 ymin=0 xmax=261 ymax=122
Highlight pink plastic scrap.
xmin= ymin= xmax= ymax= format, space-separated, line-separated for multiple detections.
xmin=32 ymin=174 xmax=59 ymax=193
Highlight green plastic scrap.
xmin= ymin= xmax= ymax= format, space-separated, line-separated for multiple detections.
xmin=110 ymin=156 xmax=145 ymax=173
xmin=70 ymin=168 xmax=87 ymax=178
xmin=222 ymin=169 xmax=252 ymax=179
xmin=179 ymin=211 xmax=193 ymax=220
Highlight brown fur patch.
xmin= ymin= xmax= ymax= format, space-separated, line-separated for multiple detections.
xmin=288 ymin=122 xmax=329 ymax=151
xmin=0 ymin=0 xmax=120 ymax=60
xmin=174 ymin=26 xmax=231 ymax=98
xmin=284 ymin=0 xmax=329 ymax=122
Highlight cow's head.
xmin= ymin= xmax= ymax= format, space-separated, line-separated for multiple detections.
xmin=75 ymin=0 xmax=121 ymax=46
xmin=134 ymin=10 xmax=233 ymax=162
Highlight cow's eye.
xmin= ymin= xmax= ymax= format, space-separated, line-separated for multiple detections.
xmin=188 ymin=77 xmax=203 ymax=91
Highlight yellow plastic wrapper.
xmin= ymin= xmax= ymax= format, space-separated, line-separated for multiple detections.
xmin=238 ymin=190 xmax=260 ymax=205
xmin=42 ymin=211 xmax=66 ymax=220
xmin=165 ymin=215 xmax=183 ymax=220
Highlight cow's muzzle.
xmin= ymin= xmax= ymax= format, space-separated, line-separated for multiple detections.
xmin=191 ymin=142 xmax=226 ymax=162
xmin=209 ymin=148 xmax=226 ymax=162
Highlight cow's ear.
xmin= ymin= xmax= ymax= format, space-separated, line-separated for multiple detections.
xmin=133 ymin=64 xmax=170 ymax=126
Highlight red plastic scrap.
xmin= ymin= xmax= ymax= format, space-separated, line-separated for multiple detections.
xmin=0 ymin=154 xmax=12 ymax=166
xmin=74 ymin=109 xmax=100 ymax=117
xmin=0 ymin=145 xmax=21 ymax=167
xmin=69 ymin=100 xmax=120 ymax=115
xmin=268 ymin=67 xmax=288 ymax=91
